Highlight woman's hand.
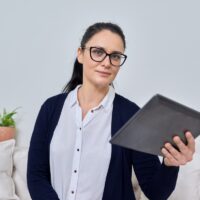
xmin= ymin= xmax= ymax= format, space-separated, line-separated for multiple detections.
xmin=161 ymin=131 xmax=195 ymax=167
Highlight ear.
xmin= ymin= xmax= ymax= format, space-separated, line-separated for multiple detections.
xmin=77 ymin=48 xmax=83 ymax=64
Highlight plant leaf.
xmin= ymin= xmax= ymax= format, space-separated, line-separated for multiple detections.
xmin=0 ymin=108 xmax=19 ymax=127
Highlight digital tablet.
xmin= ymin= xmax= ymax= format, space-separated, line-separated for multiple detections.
xmin=110 ymin=94 xmax=200 ymax=156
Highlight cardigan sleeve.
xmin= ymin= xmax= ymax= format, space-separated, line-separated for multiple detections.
xmin=114 ymin=94 xmax=179 ymax=200
xmin=27 ymin=100 xmax=60 ymax=200
xmin=131 ymin=150 xmax=179 ymax=200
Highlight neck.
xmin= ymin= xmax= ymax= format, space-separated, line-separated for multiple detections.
xmin=78 ymin=83 xmax=109 ymax=109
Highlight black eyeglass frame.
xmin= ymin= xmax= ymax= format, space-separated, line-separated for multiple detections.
xmin=81 ymin=46 xmax=127 ymax=67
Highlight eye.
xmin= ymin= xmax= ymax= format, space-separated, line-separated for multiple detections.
xmin=111 ymin=53 xmax=121 ymax=61
xmin=91 ymin=48 xmax=105 ymax=57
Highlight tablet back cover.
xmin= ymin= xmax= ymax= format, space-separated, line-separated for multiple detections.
xmin=110 ymin=94 xmax=200 ymax=156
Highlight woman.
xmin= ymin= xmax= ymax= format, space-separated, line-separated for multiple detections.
xmin=27 ymin=22 xmax=195 ymax=200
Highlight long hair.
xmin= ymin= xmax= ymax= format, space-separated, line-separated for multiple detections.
xmin=62 ymin=22 xmax=126 ymax=93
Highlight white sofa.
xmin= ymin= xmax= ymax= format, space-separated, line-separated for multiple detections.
xmin=12 ymin=147 xmax=147 ymax=200
xmin=11 ymin=143 xmax=147 ymax=200
xmin=13 ymin=147 xmax=200 ymax=200
xmin=1 ymin=139 xmax=200 ymax=200
xmin=169 ymin=150 xmax=200 ymax=199
xmin=0 ymin=139 xmax=29 ymax=200
xmin=2 ymin=140 xmax=146 ymax=200
xmin=133 ymin=152 xmax=200 ymax=200
xmin=12 ymin=146 xmax=32 ymax=200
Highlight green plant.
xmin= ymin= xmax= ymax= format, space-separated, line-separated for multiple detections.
xmin=0 ymin=108 xmax=18 ymax=128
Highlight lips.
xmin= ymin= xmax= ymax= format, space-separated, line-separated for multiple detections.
xmin=96 ymin=70 xmax=111 ymax=76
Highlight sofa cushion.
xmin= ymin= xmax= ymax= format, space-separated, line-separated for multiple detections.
xmin=169 ymin=151 xmax=200 ymax=200
xmin=13 ymin=147 xmax=32 ymax=200
xmin=0 ymin=139 xmax=19 ymax=200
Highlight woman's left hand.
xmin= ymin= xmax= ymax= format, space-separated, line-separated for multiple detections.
xmin=161 ymin=131 xmax=195 ymax=166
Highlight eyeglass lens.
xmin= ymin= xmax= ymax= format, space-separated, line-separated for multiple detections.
xmin=90 ymin=47 xmax=126 ymax=66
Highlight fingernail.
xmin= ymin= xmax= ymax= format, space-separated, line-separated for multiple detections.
xmin=173 ymin=136 xmax=179 ymax=141
xmin=186 ymin=131 xmax=191 ymax=136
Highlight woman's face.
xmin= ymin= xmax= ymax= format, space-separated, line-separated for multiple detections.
xmin=77 ymin=30 xmax=125 ymax=90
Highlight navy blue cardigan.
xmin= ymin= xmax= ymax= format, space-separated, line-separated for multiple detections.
xmin=27 ymin=93 xmax=179 ymax=200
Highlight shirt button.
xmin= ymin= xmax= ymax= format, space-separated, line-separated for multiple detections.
xmin=79 ymin=127 xmax=81 ymax=130
xmin=71 ymin=191 xmax=74 ymax=194
xmin=91 ymin=110 xmax=94 ymax=113
xmin=77 ymin=148 xmax=80 ymax=151
xmin=74 ymin=170 xmax=77 ymax=173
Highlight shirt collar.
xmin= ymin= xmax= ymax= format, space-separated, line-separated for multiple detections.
xmin=100 ymin=86 xmax=115 ymax=112
xmin=69 ymin=84 xmax=81 ymax=107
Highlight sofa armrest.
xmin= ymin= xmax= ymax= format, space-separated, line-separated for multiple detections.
xmin=13 ymin=147 xmax=32 ymax=200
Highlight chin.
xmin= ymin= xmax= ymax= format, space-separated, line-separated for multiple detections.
xmin=93 ymin=81 xmax=111 ymax=89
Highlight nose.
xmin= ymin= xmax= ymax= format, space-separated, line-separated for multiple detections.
xmin=101 ymin=55 xmax=111 ymax=67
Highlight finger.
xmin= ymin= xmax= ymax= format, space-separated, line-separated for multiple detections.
xmin=164 ymin=142 xmax=182 ymax=160
xmin=164 ymin=157 xmax=178 ymax=167
xmin=173 ymin=136 xmax=188 ymax=154
xmin=161 ymin=148 xmax=179 ymax=166
xmin=173 ymin=134 xmax=194 ymax=163
xmin=185 ymin=131 xmax=195 ymax=152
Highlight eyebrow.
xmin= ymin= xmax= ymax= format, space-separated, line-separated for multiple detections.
xmin=94 ymin=46 xmax=124 ymax=54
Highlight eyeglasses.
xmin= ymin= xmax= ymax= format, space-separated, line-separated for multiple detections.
xmin=82 ymin=46 xmax=127 ymax=67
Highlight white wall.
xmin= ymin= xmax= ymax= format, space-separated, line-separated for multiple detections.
xmin=1 ymin=0 xmax=200 ymax=150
